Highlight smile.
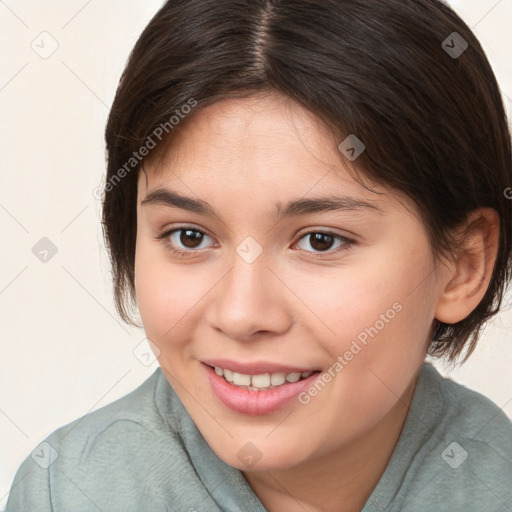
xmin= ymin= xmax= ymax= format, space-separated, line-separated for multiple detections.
xmin=213 ymin=366 xmax=314 ymax=391
xmin=202 ymin=363 xmax=322 ymax=415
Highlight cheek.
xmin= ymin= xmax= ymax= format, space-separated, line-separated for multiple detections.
xmin=291 ymin=241 xmax=434 ymax=413
xmin=289 ymin=248 xmax=427 ymax=354
xmin=134 ymin=238 xmax=203 ymax=343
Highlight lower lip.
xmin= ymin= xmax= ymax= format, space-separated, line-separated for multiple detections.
xmin=203 ymin=363 xmax=321 ymax=415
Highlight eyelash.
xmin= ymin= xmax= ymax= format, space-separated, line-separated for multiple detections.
xmin=156 ymin=226 xmax=355 ymax=259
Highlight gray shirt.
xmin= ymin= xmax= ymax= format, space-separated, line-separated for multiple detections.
xmin=6 ymin=363 xmax=512 ymax=511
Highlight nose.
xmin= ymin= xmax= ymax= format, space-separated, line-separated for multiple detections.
xmin=207 ymin=249 xmax=293 ymax=341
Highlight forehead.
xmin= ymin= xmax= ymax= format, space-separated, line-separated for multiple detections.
xmin=138 ymin=92 xmax=411 ymax=217
xmin=147 ymin=92 xmax=341 ymax=175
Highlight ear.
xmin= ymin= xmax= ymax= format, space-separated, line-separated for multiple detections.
xmin=435 ymin=208 xmax=500 ymax=325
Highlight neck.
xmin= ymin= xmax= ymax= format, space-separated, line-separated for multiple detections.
xmin=242 ymin=374 xmax=418 ymax=512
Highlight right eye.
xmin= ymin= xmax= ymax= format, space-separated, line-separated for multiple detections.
xmin=157 ymin=226 xmax=217 ymax=256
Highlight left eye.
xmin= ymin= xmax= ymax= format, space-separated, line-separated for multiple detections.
xmin=295 ymin=232 xmax=350 ymax=253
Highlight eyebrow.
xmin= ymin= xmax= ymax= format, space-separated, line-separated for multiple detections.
xmin=141 ymin=187 xmax=383 ymax=219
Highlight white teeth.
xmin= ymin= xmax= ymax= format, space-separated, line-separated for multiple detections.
xmin=270 ymin=373 xmax=286 ymax=386
xmin=252 ymin=373 xmax=271 ymax=388
xmin=214 ymin=366 xmax=314 ymax=390
xmin=232 ymin=372 xmax=251 ymax=386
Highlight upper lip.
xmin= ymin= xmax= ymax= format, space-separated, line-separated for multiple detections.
xmin=202 ymin=358 xmax=319 ymax=375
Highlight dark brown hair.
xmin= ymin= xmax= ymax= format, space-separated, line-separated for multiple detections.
xmin=103 ymin=0 xmax=512 ymax=363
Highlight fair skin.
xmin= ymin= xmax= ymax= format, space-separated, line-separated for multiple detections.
xmin=134 ymin=91 xmax=499 ymax=512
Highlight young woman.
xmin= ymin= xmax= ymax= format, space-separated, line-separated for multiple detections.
xmin=7 ymin=0 xmax=512 ymax=510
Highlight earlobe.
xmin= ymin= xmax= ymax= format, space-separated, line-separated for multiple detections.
xmin=434 ymin=208 xmax=500 ymax=325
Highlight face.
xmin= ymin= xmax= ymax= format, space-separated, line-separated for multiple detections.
xmin=134 ymin=91 xmax=439 ymax=471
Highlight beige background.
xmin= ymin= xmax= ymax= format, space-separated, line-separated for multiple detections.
xmin=1 ymin=0 xmax=511 ymax=508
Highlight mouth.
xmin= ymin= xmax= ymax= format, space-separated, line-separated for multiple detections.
xmin=202 ymin=362 xmax=323 ymax=415
xmin=209 ymin=364 xmax=318 ymax=391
